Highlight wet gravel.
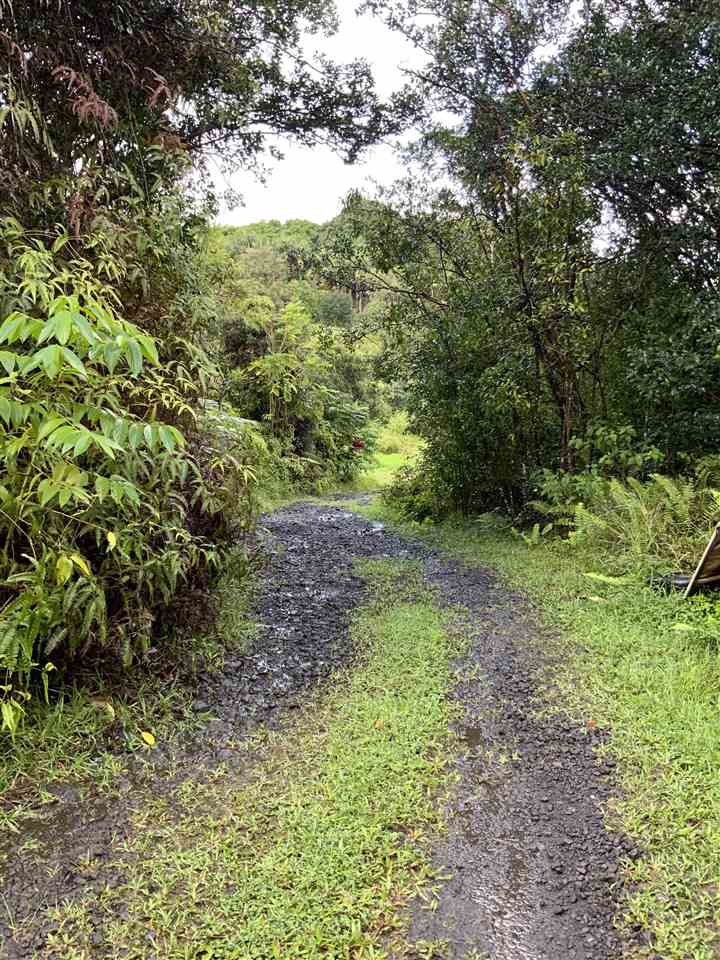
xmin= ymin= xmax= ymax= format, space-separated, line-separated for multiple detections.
xmin=0 ymin=500 xmax=638 ymax=959
xmin=411 ymin=556 xmax=643 ymax=959
xmin=194 ymin=502 xmax=422 ymax=731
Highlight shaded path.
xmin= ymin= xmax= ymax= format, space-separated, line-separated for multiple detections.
xmin=0 ymin=500 xmax=636 ymax=959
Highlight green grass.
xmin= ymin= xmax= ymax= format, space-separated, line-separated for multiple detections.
xmin=40 ymin=560 xmax=463 ymax=960
xmin=339 ymin=413 xmax=423 ymax=493
xmin=337 ymin=419 xmax=423 ymax=495
xmin=343 ymin=451 xmax=414 ymax=492
xmin=361 ymin=503 xmax=720 ymax=960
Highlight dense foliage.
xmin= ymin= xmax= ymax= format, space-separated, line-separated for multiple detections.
xmin=336 ymin=0 xmax=720 ymax=543
xmin=4 ymin=0 xmax=720 ymax=722
xmin=0 ymin=0 xmax=395 ymax=725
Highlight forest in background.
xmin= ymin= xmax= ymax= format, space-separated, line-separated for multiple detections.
xmin=2 ymin=0 xmax=720 ymax=723
xmin=337 ymin=0 xmax=720 ymax=583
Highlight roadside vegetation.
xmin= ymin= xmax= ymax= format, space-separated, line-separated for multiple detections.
xmin=38 ymin=561 xmax=464 ymax=960
xmin=3 ymin=1 xmax=720 ymax=957
xmin=362 ymin=499 xmax=720 ymax=960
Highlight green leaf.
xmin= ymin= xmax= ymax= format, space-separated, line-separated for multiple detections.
xmin=55 ymin=554 xmax=73 ymax=586
xmin=127 ymin=338 xmax=143 ymax=375
xmin=73 ymin=432 xmax=92 ymax=456
xmin=54 ymin=310 xmax=73 ymax=345
xmin=0 ymin=351 xmax=17 ymax=373
xmin=137 ymin=333 xmax=159 ymax=365
xmin=61 ymin=347 xmax=87 ymax=377
xmin=129 ymin=423 xmax=145 ymax=450
xmin=45 ymin=424 xmax=78 ymax=448
xmin=583 ymin=572 xmax=630 ymax=585
xmin=38 ymin=345 xmax=63 ymax=379
xmin=72 ymin=313 xmax=99 ymax=345
xmin=38 ymin=479 xmax=58 ymax=506
xmin=37 ymin=318 xmax=56 ymax=345
xmin=93 ymin=435 xmax=119 ymax=459
xmin=37 ymin=416 xmax=65 ymax=441
xmin=70 ymin=554 xmax=91 ymax=576
xmin=0 ymin=314 xmax=25 ymax=345
xmin=158 ymin=425 xmax=176 ymax=451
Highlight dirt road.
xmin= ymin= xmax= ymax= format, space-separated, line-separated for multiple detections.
xmin=0 ymin=500 xmax=639 ymax=959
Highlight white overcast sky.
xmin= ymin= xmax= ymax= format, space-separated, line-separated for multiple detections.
xmin=212 ymin=1 xmax=425 ymax=225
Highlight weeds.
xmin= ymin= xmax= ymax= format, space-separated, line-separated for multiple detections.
xmin=39 ymin=560 xmax=462 ymax=959
xmin=365 ymin=502 xmax=720 ymax=960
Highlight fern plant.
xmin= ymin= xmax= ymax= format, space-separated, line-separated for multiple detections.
xmin=571 ymin=474 xmax=719 ymax=571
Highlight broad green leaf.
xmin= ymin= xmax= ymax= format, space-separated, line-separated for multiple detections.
xmin=0 ymin=314 xmax=25 ymax=345
xmin=61 ymin=347 xmax=87 ymax=376
xmin=137 ymin=333 xmax=159 ymax=364
xmin=129 ymin=423 xmax=145 ymax=450
xmin=37 ymin=318 xmax=56 ymax=345
xmin=38 ymin=479 xmax=58 ymax=506
xmin=37 ymin=416 xmax=65 ymax=441
xmin=158 ymin=425 xmax=176 ymax=451
xmin=46 ymin=424 xmax=78 ymax=448
xmin=0 ymin=351 xmax=17 ymax=373
xmin=73 ymin=432 xmax=92 ymax=456
xmin=127 ymin=338 xmax=142 ymax=375
xmin=54 ymin=310 xmax=73 ymax=345
xmin=72 ymin=313 xmax=99 ymax=345
xmin=38 ymin=345 xmax=63 ymax=379
xmin=56 ymin=555 xmax=73 ymax=585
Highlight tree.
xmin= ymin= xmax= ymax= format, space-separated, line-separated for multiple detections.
xmin=1 ymin=0 xmax=407 ymax=226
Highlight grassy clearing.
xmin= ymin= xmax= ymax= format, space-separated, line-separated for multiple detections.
xmin=360 ymin=502 xmax=720 ymax=960
xmin=345 ymin=451 xmax=414 ymax=492
xmin=339 ymin=414 xmax=424 ymax=494
xmin=42 ymin=560 xmax=462 ymax=960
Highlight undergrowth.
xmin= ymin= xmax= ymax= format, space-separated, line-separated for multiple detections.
xmin=0 ymin=546 xmax=255 ymax=835
xmin=336 ymin=414 xmax=423 ymax=493
xmin=362 ymin=501 xmax=720 ymax=960
xmin=39 ymin=559 xmax=462 ymax=960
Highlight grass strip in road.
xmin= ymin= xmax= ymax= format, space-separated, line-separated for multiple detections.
xmin=362 ymin=504 xmax=720 ymax=960
xmin=44 ymin=560 xmax=461 ymax=960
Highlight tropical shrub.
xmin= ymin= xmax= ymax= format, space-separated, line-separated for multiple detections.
xmin=536 ymin=471 xmax=720 ymax=574
xmin=0 ymin=223 xmax=254 ymax=731
xmin=222 ymin=294 xmax=376 ymax=488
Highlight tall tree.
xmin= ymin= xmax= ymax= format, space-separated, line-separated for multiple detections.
xmin=1 ymin=0 xmax=406 ymax=225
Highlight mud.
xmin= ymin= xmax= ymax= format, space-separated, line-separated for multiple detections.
xmin=0 ymin=500 xmax=639 ymax=959
xmin=410 ymin=556 xmax=644 ymax=959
